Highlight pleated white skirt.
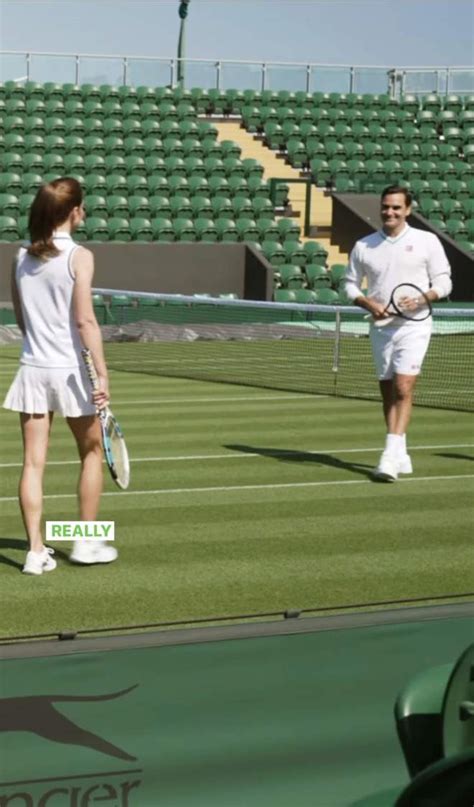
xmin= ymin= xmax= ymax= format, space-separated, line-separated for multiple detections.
xmin=3 ymin=364 xmax=96 ymax=417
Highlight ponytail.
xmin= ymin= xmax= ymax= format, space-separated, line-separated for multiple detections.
xmin=28 ymin=177 xmax=83 ymax=260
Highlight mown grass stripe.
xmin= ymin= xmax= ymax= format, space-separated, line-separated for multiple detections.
xmin=0 ymin=443 xmax=472 ymax=469
xmin=1 ymin=473 xmax=473 ymax=502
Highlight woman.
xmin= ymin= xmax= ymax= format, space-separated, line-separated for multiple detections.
xmin=3 ymin=177 xmax=118 ymax=573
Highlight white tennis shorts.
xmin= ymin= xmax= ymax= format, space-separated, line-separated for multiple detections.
xmin=370 ymin=321 xmax=432 ymax=380
xmin=3 ymin=364 xmax=96 ymax=417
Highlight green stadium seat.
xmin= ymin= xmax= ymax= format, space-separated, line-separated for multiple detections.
xmin=278 ymin=265 xmax=305 ymax=289
xmin=241 ymin=158 xmax=264 ymax=180
xmin=4 ymin=133 xmax=25 ymax=153
xmin=105 ymin=175 xmax=128 ymax=195
xmin=151 ymin=217 xmax=174 ymax=242
xmin=195 ymin=218 xmax=218 ymax=242
xmin=223 ymin=157 xmax=245 ymax=178
xmin=329 ymin=264 xmax=347 ymax=288
xmin=232 ymin=197 xmax=253 ymax=219
xmin=262 ymin=240 xmax=285 ymax=265
xmin=0 ymin=215 xmax=19 ymax=241
xmin=440 ymin=198 xmax=464 ymax=221
xmin=305 ymin=264 xmax=331 ymax=289
xmin=63 ymin=135 xmax=85 ymax=155
xmin=252 ymin=197 xmax=274 ymax=219
xmin=128 ymin=196 xmax=150 ymax=218
xmin=125 ymin=155 xmax=146 ymax=176
xmin=256 ymin=219 xmax=280 ymax=242
xmin=127 ymin=175 xmax=149 ymax=196
xmin=236 ymin=218 xmax=259 ymax=242
xmin=277 ymin=218 xmax=300 ymax=241
xmin=227 ymin=176 xmax=248 ymax=199
xmin=215 ymin=218 xmax=238 ymax=242
xmin=173 ymin=217 xmax=196 ymax=241
xmin=24 ymin=81 xmax=44 ymax=99
xmin=84 ymin=173 xmax=107 ymax=194
xmin=463 ymin=144 xmax=474 ymax=164
xmin=419 ymin=197 xmax=441 ymax=219
xmin=1 ymin=172 xmax=24 ymax=194
xmin=211 ymin=197 xmax=233 ymax=220
xmin=274 ymin=289 xmax=297 ymax=303
xmin=168 ymin=175 xmax=189 ymax=197
xmin=143 ymin=135 xmax=165 ymax=157
xmin=303 ymin=241 xmax=328 ymax=265
xmin=87 ymin=194 xmax=108 ymax=217
xmin=126 ymin=218 xmax=151 ymax=242
xmin=83 ymin=154 xmax=105 ymax=173
xmin=18 ymin=192 xmax=35 ymax=214
xmin=465 ymin=218 xmax=474 ymax=240
xmin=208 ymin=176 xmax=230 ymax=198
xmin=282 ymin=241 xmax=306 ymax=266
xmin=124 ymin=136 xmax=145 ymax=157
xmin=104 ymin=135 xmax=126 ymax=157
xmin=145 ymin=175 xmax=168 ymax=196
xmin=24 ymin=115 xmax=46 ymax=135
xmin=5 ymin=114 xmax=25 ymax=132
xmin=313 ymin=288 xmax=340 ymax=304
xmin=190 ymin=196 xmax=212 ymax=220
xmin=0 ymin=193 xmax=19 ymax=216
xmin=1 ymin=153 xmax=23 ymax=172
xmin=292 ymin=289 xmax=317 ymax=303
xmin=144 ymin=156 xmax=165 ymax=177
xmin=445 ymin=219 xmax=467 ymax=239
xmin=187 ymin=176 xmax=209 ymax=197
xmin=85 ymin=217 xmax=109 ymax=241
xmin=106 ymin=195 xmax=129 ymax=216
xmin=170 ymin=196 xmax=192 ymax=218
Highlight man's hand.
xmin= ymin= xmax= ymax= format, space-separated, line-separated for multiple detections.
xmin=359 ymin=296 xmax=389 ymax=320
xmin=396 ymin=295 xmax=421 ymax=312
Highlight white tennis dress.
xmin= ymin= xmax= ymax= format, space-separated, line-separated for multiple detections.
xmin=3 ymin=232 xmax=96 ymax=417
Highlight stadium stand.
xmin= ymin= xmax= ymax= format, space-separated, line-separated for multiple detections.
xmin=1 ymin=81 xmax=473 ymax=303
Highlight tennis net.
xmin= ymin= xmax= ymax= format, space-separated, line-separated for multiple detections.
xmin=94 ymin=289 xmax=474 ymax=412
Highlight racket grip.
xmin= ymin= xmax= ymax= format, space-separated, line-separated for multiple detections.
xmin=81 ymin=348 xmax=99 ymax=390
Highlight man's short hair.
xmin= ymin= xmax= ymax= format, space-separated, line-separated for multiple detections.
xmin=381 ymin=185 xmax=412 ymax=206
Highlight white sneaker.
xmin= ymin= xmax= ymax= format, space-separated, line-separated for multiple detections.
xmin=23 ymin=546 xmax=57 ymax=576
xmin=374 ymin=453 xmax=398 ymax=482
xmin=398 ymin=454 xmax=413 ymax=474
xmin=70 ymin=541 xmax=118 ymax=565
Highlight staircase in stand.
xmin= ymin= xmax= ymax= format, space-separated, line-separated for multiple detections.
xmin=214 ymin=121 xmax=348 ymax=267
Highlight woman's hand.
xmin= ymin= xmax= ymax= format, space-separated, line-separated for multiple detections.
xmin=93 ymin=374 xmax=109 ymax=410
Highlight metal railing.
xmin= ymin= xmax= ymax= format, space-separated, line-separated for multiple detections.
xmin=1 ymin=51 xmax=473 ymax=97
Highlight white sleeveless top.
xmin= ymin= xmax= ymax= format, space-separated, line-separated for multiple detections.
xmin=16 ymin=232 xmax=83 ymax=368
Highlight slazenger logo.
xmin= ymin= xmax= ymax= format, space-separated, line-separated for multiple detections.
xmin=0 ymin=686 xmax=142 ymax=806
xmin=0 ymin=686 xmax=137 ymax=759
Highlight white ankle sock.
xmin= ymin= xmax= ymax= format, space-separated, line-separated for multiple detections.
xmin=385 ymin=433 xmax=403 ymax=456
xmin=401 ymin=434 xmax=407 ymax=456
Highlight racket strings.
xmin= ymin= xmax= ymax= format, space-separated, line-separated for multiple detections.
xmin=391 ymin=284 xmax=431 ymax=321
xmin=110 ymin=427 xmax=130 ymax=489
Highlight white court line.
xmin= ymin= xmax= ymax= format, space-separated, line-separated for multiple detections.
xmin=110 ymin=393 xmax=325 ymax=405
xmin=0 ymin=474 xmax=473 ymax=503
xmin=0 ymin=443 xmax=472 ymax=469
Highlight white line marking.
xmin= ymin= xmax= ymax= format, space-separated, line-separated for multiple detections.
xmin=0 ymin=474 xmax=473 ymax=503
xmin=111 ymin=393 xmax=325 ymax=405
xmin=0 ymin=444 xmax=472 ymax=469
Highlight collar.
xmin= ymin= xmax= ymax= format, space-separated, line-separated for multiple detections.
xmin=379 ymin=224 xmax=410 ymax=244
xmin=52 ymin=230 xmax=73 ymax=240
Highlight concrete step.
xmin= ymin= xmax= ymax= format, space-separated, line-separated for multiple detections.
xmin=214 ymin=121 xmax=349 ymax=266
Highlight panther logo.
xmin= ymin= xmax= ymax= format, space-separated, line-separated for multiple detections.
xmin=0 ymin=685 xmax=138 ymax=761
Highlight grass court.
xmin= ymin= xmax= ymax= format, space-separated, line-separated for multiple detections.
xmin=0 ymin=359 xmax=473 ymax=639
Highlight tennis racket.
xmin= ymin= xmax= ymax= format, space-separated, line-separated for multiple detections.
xmin=367 ymin=283 xmax=432 ymax=327
xmin=81 ymin=348 xmax=130 ymax=490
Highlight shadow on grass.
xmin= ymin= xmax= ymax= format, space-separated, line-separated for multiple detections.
xmin=224 ymin=444 xmax=377 ymax=481
xmin=0 ymin=537 xmax=69 ymax=571
xmin=435 ymin=453 xmax=474 ymax=462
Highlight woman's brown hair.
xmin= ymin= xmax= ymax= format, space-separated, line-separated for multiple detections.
xmin=27 ymin=177 xmax=83 ymax=259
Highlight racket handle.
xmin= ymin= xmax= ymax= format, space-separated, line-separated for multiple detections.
xmin=81 ymin=348 xmax=99 ymax=390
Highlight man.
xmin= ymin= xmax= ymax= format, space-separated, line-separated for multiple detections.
xmin=344 ymin=185 xmax=452 ymax=482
